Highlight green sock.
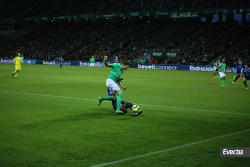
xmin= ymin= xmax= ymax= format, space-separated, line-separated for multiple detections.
xmin=101 ymin=96 xmax=115 ymax=101
xmin=116 ymin=93 xmax=123 ymax=111
xmin=216 ymin=77 xmax=223 ymax=80
xmin=222 ymin=78 xmax=226 ymax=85
xmin=92 ymin=67 xmax=94 ymax=70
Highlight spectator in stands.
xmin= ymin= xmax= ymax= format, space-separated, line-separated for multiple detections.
xmin=154 ymin=59 xmax=158 ymax=64
xmin=1 ymin=22 xmax=249 ymax=67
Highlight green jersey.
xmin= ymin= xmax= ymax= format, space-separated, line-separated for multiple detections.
xmin=108 ymin=63 xmax=123 ymax=83
xmin=90 ymin=58 xmax=95 ymax=63
xmin=214 ymin=62 xmax=217 ymax=68
xmin=21 ymin=56 xmax=24 ymax=61
xmin=219 ymin=62 xmax=226 ymax=72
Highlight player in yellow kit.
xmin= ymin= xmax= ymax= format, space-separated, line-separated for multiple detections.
xmin=12 ymin=53 xmax=23 ymax=79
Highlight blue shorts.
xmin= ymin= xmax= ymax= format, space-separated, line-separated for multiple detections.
xmin=244 ymin=75 xmax=250 ymax=81
xmin=237 ymin=69 xmax=241 ymax=75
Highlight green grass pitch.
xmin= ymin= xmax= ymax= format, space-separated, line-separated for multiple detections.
xmin=0 ymin=64 xmax=249 ymax=167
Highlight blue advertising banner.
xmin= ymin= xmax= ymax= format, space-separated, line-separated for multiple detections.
xmin=79 ymin=62 xmax=122 ymax=67
xmin=36 ymin=60 xmax=77 ymax=66
xmin=23 ymin=60 xmax=36 ymax=64
xmin=1 ymin=59 xmax=36 ymax=64
xmin=80 ymin=62 xmax=105 ymax=67
xmin=137 ymin=64 xmax=190 ymax=70
xmin=1 ymin=59 xmax=241 ymax=73
xmin=1 ymin=59 xmax=14 ymax=63
xmin=189 ymin=65 xmax=239 ymax=73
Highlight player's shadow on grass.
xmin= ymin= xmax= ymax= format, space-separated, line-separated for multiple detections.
xmin=97 ymin=108 xmax=135 ymax=119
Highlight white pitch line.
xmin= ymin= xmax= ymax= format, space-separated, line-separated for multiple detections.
xmin=90 ymin=128 xmax=250 ymax=167
xmin=138 ymin=104 xmax=250 ymax=116
xmin=0 ymin=90 xmax=249 ymax=116
xmin=0 ymin=81 xmax=104 ymax=86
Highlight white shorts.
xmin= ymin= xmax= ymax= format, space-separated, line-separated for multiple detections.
xmin=219 ymin=72 xmax=225 ymax=77
xmin=106 ymin=79 xmax=120 ymax=94
xmin=214 ymin=67 xmax=218 ymax=71
xmin=90 ymin=63 xmax=95 ymax=66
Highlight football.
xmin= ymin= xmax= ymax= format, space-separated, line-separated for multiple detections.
xmin=132 ymin=105 xmax=140 ymax=113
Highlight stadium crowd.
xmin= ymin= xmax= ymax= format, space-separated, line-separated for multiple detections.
xmin=25 ymin=0 xmax=164 ymax=17
xmin=220 ymin=31 xmax=250 ymax=67
xmin=24 ymin=0 xmax=248 ymax=18
xmin=174 ymin=21 xmax=250 ymax=65
xmin=1 ymin=21 xmax=250 ymax=66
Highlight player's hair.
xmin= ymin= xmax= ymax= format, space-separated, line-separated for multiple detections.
xmin=125 ymin=102 xmax=133 ymax=109
xmin=123 ymin=62 xmax=130 ymax=66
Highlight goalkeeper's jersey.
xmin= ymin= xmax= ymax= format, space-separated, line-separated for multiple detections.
xmin=13 ymin=57 xmax=22 ymax=65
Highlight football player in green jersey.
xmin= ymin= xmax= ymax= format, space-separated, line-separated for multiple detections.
xmin=90 ymin=56 xmax=95 ymax=71
xmin=98 ymin=56 xmax=130 ymax=114
xmin=213 ymin=59 xmax=220 ymax=76
xmin=21 ymin=54 xmax=24 ymax=66
xmin=214 ymin=59 xmax=232 ymax=86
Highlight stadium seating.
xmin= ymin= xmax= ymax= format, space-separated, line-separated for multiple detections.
xmin=1 ymin=21 xmax=249 ymax=65
xmin=25 ymin=0 xmax=164 ymax=17
xmin=176 ymin=22 xmax=250 ymax=65
xmin=220 ymin=30 xmax=250 ymax=67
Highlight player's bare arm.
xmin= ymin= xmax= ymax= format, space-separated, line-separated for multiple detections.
xmin=117 ymin=79 xmax=126 ymax=91
xmin=103 ymin=56 xmax=112 ymax=67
